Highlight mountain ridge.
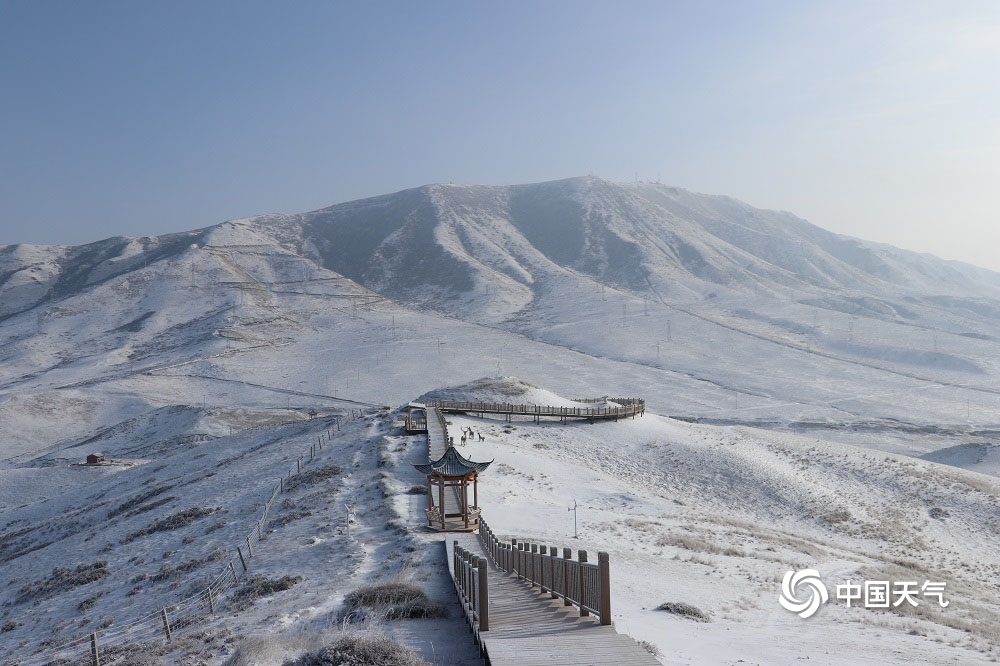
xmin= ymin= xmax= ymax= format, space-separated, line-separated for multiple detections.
xmin=5 ymin=176 xmax=1000 ymax=322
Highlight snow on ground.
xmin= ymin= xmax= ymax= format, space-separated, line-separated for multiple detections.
xmin=4 ymin=231 xmax=1000 ymax=475
xmin=0 ymin=408 xmax=482 ymax=665
xmin=5 ymin=204 xmax=1000 ymax=664
xmin=438 ymin=408 xmax=1000 ymax=665
xmin=7 ymin=373 xmax=999 ymax=664
xmin=420 ymin=376 xmax=615 ymax=408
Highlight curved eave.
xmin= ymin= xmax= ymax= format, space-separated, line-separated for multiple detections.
xmin=413 ymin=445 xmax=493 ymax=476
xmin=427 ymin=471 xmax=481 ymax=480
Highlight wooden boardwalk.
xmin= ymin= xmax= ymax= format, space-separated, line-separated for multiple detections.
xmin=426 ymin=406 xmax=450 ymax=460
xmin=447 ymin=534 xmax=660 ymax=666
xmin=425 ymin=407 xmax=476 ymax=530
xmin=429 ymin=398 xmax=645 ymax=422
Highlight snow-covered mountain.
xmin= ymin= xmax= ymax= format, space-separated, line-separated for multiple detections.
xmin=271 ymin=176 xmax=1000 ymax=317
xmin=4 ymin=176 xmax=1000 ymax=664
xmin=5 ymin=175 xmax=1000 ymax=482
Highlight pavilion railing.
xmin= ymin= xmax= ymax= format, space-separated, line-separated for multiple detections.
xmin=478 ymin=516 xmax=611 ymax=625
xmin=453 ymin=541 xmax=490 ymax=632
xmin=428 ymin=398 xmax=644 ymax=420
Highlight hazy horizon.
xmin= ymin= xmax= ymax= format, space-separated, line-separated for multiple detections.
xmin=2 ymin=1 xmax=998 ymax=271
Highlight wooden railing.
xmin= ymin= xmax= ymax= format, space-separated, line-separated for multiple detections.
xmin=434 ymin=406 xmax=449 ymax=435
xmin=425 ymin=406 xmax=451 ymax=458
xmin=453 ymin=541 xmax=490 ymax=632
xmin=429 ymin=398 xmax=644 ymax=420
xmin=478 ymin=517 xmax=611 ymax=625
xmin=404 ymin=415 xmax=427 ymax=432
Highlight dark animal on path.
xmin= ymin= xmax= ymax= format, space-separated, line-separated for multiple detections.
xmin=478 ymin=433 xmax=485 ymax=442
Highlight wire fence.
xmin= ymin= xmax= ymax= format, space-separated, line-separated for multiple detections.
xmin=13 ymin=409 xmax=370 ymax=666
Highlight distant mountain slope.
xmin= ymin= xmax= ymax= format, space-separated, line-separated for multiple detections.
xmin=5 ymin=176 xmax=999 ymax=325
xmin=232 ymin=176 xmax=1000 ymax=322
xmin=632 ymin=182 xmax=1000 ymax=294
xmin=0 ymin=231 xmax=208 ymax=320
xmin=4 ymin=174 xmax=1000 ymax=451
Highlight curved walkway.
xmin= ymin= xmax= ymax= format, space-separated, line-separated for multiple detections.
xmin=429 ymin=398 xmax=645 ymax=422
xmin=424 ymin=407 xmax=477 ymax=531
xmin=423 ymin=396 xmax=658 ymax=665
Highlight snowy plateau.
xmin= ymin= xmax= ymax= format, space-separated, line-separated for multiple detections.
xmin=2 ymin=175 xmax=1000 ymax=665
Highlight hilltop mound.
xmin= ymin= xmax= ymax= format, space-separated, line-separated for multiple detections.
xmin=419 ymin=376 xmax=614 ymax=408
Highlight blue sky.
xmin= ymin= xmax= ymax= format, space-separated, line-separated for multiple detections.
xmin=2 ymin=1 xmax=998 ymax=269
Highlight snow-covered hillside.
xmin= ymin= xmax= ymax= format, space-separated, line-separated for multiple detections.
xmin=281 ymin=176 xmax=1000 ymax=311
xmin=440 ymin=402 xmax=1000 ymax=664
xmin=3 ymin=175 xmax=1000 ymax=664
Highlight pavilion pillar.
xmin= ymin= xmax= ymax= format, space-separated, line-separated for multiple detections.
xmin=427 ymin=476 xmax=433 ymax=526
xmin=473 ymin=474 xmax=479 ymax=512
xmin=438 ymin=476 xmax=445 ymax=530
xmin=463 ymin=477 xmax=469 ymax=529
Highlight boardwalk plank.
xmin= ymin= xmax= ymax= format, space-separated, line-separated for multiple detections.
xmin=446 ymin=535 xmax=660 ymax=666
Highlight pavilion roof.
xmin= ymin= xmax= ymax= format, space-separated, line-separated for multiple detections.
xmin=413 ymin=445 xmax=493 ymax=477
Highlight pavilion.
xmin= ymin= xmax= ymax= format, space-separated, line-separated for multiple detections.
xmin=414 ymin=445 xmax=492 ymax=531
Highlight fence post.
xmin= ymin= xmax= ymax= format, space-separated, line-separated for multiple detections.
xmin=230 ymin=560 xmax=239 ymax=584
xmin=280 ymin=477 xmax=283 ymax=493
xmin=550 ymin=546 xmax=559 ymax=598
xmin=598 ymin=551 xmax=611 ymax=625
xmin=539 ymin=546 xmax=548 ymax=592
xmin=161 ymin=607 xmax=172 ymax=640
xmin=578 ymin=550 xmax=589 ymax=617
xmin=530 ymin=544 xmax=538 ymax=586
xmin=478 ymin=556 xmax=490 ymax=631
xmin=563 ymin=548 xmax=573 ymax=606
xmin=297 ymin=458 xmax=301 ymax=474
xmin=465 ymin=551 xmax=474 ymax=617
xmin=458 ymin=548 xmax=474 ymax=608
xmin=90 ymin=632 xmax=100 ymax=666
xmin=237 ymin=546 xmax=248 ymax=572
